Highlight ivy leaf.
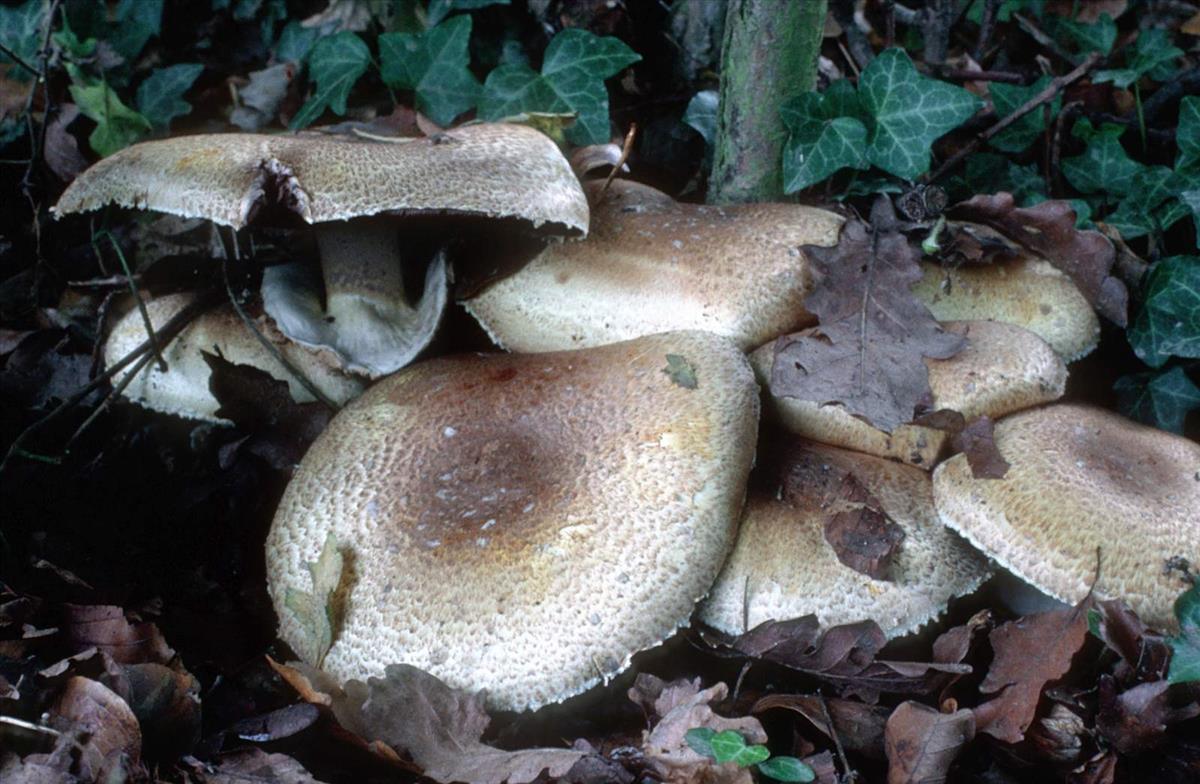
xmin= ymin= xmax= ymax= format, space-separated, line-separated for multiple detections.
xmin=1061 ymin=121 xmax=1141 ymax=196
xmin=708 ymin=730 xmax=748 ymax=764
xmin=1105 ymin=166 xmax=1179 ymax=240
xmin=989 ymin=76 xmax=1059 ymax=153
xmin=684 ymin=727 xmax=717 ymax=758
xmin=1127 ymin=256 xmax=1200 ymax=367
xmin=479 ymin=28 xmax=640 ymax=145
xmin=758 ymin=756 xmax=817 ymax=783
xmin=857 ymin=49 xmax=981 ymax=180
xmin=781 ymin=90 xmax=869 ymax=193
xmin=0 ymin=0 xmax=48 ymax=75
xmin=1114 ymin=367 xmax=1200 ymax=434
xmin=1095 ymin=28 xmax=1183 ymax=90
xmin=274 ymin=19 xmax=321 ymax=63
xmin=426 ymin=0 xmax=510 ymax=27
xmin=289 ymin=31 xmax=370 ymax=130
xmin=1169 ymin=583 xmax=1200 ymax=684
xmin=136 ymin=63 xmax=204 ymax=131
xmin=379 ymin=16 xmax=479 ymax=126
xmin=683 ymin=89 xmax=718 ymax=146
xmin=732 ymin=744 xmax=771 ymax=767
xmin=107 ymin=0 xmax=164 ymax=61
xmin=1048 ymin=13 xmax=1117 ymax=55
xmin=67 ymin=64 xmax=152 ymax=156
xmin=1177 ymin=96 xmax=1200 ymax=172
xmin=282 ymin=531 xmax=344 ymax=667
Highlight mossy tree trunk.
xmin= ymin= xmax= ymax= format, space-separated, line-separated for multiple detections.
xmin=708 ymin=0 xmax=827 ymax=204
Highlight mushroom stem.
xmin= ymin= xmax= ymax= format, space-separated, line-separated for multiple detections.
xmin=317 ymin=218 xmax=407 ymax=312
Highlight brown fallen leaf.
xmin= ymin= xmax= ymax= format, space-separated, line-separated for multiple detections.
xmin=772 ymin=197 xmax=964 ymax=432
xmin=199 ymin=748 xmax=329 ymax=783
xmin=952 ymin=416 xmax=1010 ymax=479
xmin=1027 ymin=703 xmax=1088 ymax=766
xmin=801 ymin=750 xmax=839 ymax=784
xmin=61 ymin=604 xmax=175 ymax=665
xmin=822 ymin=473 xmax=906 ymax=580
xmin=51 ymin=676 xmax=143 ymax=782
xmin=932 ymin=609 xmax=994 ymax=665
xmin=361 ymin=663 xmax=584 ymax=784
xmin=752 ymin=693 xmax=888 ymax=760
xmin=1068 ymin=751 xmax=1117 ymax=784
xmin=973 ymin=605 xmax=1091 ymax=743
xmin=884 ymin=701 xmax=974 ymax=784
xmin=43 ymin=104 xmax=88 ymax=183
xmin=1088 ymin=598 xmax=1170 ymax=681
xmin=123 ymin=662 xmax=201 ymax=758
xmin=1095 ymin=677 xmax=1200 ymax=755
xmin=632 ymin=676 xmax=766 ymax=784
xmin=949 ymin=193 xmax=1126 ymax=326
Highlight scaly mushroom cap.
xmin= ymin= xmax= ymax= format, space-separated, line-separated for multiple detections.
xmin=698 ymin=441 xmax=990 ymax=638
xmin=463 ymin=179 xmax=844 ymax=352
xmin=104 ymin=293 xmax=362 ymax=423
xmin=932 ymin=404 xmax=1200 ymax=630
xmin=53 ymin=123 xmax=589 ymax=234
xmin=266 ymin=331 xmax=760 ymax=711
xmin=913 ymin=258 xmax=1100 ymax=361
xmin=750 ymin=320 xmax=1067 ymax=467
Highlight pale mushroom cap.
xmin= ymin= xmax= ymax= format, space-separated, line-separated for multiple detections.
xmin=750 ymin=320 xmax=1067 ymax=467
xmin=913 ymin=258 xmax=1100 ymax=361
xmin=105 ymin=293 xmax=363 ymax=423
xmin=932 ymin=404 xmax=1200 ymax=630
xmin=266 ymin=331 xmax=760 ymax=711
xmin=463 ymin=179 xmax=845 ymax=352
xmin=697 ymin=441 xmax=990 ymax=638
xmin=54 ymin=123 xmax=589 ymax=234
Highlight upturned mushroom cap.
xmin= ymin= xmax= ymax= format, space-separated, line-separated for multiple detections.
xmin=697 ymin=441 xmax=990 ymax=638
xmin=932 ymin=404 xmax=1200 ymax=630
xmin=913 ymin=258 xmax=1100 ymax=361
xmin=463 ymin=179 xmax=845 ymax=352
xmin=750 ymin=320 xmax=1067 ymax=467
xmin=104 ymin=293 xmax=362 ymax=423
xmin=265 ymin=331 xmax=760 ymax=711
xmin=53 ymin=123 xmax=589 ymax=234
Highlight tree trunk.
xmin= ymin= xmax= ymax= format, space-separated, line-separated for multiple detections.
xmin=708 ymin=0 xmax=827 ymax=204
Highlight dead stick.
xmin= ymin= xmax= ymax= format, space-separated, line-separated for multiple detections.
xmin=926 ymin=52 xmax=1101 ymax=184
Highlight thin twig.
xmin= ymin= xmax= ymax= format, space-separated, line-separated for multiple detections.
xmin=817 ymin=693 xmax=855 ymax=781
xmin=97 ymin=231 xmax=167 ymax=371
xmin=219 ymin=228 xmax=339 ymax=412
xmin=62 ymin=348 xmax=156 ymax=451
xmin=830 ymin=0 xmax=874 ymax=70
xmin=926 ymin=52 xmax=1102 ymax=184
xmin=598 ymin=124 xmax=637 ymax=200
xmin=933 ymin=68 xmax=1028 ymax=84
xmin=1013 ymin=12 xmax=1078 ymax=66
xmin=973 ymin=0 xmax=1000 ymax=62
xmin=0 ymin=41 xmax=38 ymax=77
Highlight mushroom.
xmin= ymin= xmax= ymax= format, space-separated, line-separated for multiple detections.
xmin=103 ymin=293 xmax=362 ymax=423
xmin=463 ymin=178 xmax=844 ymax=352
xmin=750 ymin=320 xmax=1067 ymax=467
xmin=913 ymin=257 xmax=1100 ymax=361
xmin=697 ymin=440 xmax=990 ymax=638
xmin=265 ymin=330 xmax=759 ymax=711
xmin=932 ymin=404 xmax=1200 ymax=630
xmin=54 ymin=124 xmax=589 ymax=378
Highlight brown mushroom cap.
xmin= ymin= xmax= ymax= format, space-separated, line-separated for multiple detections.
xmin=913 ymin=258 xmax=1100 ymax=361
xmin=750 ymin=320 xmax=1067 ymax=467
xmin=698 ymin=441 xmax=990 ymax=638
xmin=266 ymin=331 xmax=760 ymax=711
xmin=104 ymin=293 xmax=362 ymax=423
xmin=932 ymin=404 xmax=1200 ymax=630
xmin=53 ymin=124 xmax=589 ymax=234
xmin=463 ymin=179 xmax=844 ymax=352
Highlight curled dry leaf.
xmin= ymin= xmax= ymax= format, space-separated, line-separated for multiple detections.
xmin=949 ymin=193 xmax=1127 ymax=326
xmin=952 ymin=416 xmax=1010 ymax=479
xmin=822 ymin=472 xmax=906 ymax=580
xmin=52 ymin=676 xmax=143 ymax=782
xmin=752 ymin=693 xmax=889 ymax=760
xmin=201 ymin=748 xmax=329 ymax=783
xmin=884 ymin=701 xmax=974 ymax=784
xmin=61 ymin=604 xmax=175 ymax=665
xmin=1095 ymin=677 xmax=1200 ymax=755
xmin=1088 ymin=599 xmax=1170 ymax=681
xmin=772 ymin=197 xmax=964 ymax=433
xmin=361 ymin=663 xmax=584 ymax=784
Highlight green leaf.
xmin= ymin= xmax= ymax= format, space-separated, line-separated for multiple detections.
xmin=108 ymin=0 xmax=164 ymax=61
xmin=289 ymin=31 xmax=370 ymax=129
xmin=67 ymin=64 xmax=152 ymax=156
xmin=685 ymin=727 xmax=717 ymax=758
xmin=1049 ymin=13 xmax=1116 ymax=55
xmin=1061 ymin=121 xmax=1141 ymax=196
xmin=379 ymin=15 xmax=479 ymax=126
xmin=781 ymin=91 xmax=869 ymax=192
xmin=732 ymin=744 xmax=771 ymax=767
xmin=284 ymin=531 xmax=344 ymax=667
xmin=1127 ymin=256 xmax=1200 ymax=367
xmin=479 ymin=28 xmax=640 ymax=145
xmin=663 ymin=354 xmax=698 ymax=389
xmin=275 ymin=20 xmax=321 ymax=63
xmin=136 ymin=63 xmax=204 ymax=132
xmin=0 ymin=0 xmax=48 ymax=76
xmin=1095 ymin=28 xmax=1183 ymax=89
xmin=758 ymin=756 xmax=817 ymax=783
xmin=1106 ymin=166 xmax=1179 ymax=239
xmin=52 ymin=15 xmax=96 ymax=62
xmin=426 ymin=0 xmax=509 ymax=26
xmin=708 ymin=730 xmax=748 ymax=764
xmin=1114 ymin=367 xmax=1200 ymax=434
xmin=1179 ymin=189 xmax=1200 ymax=240
xmin=1169 ymin=583 xmax=1200 ymax=684
xmin=683 ymin=89 xmax=718 ymax=146
xmin=989 ymin=76 xmax=1059 ymax=153
xmin=857 ymin=48 xmax=981 ymax=180
xmin=1178 ymin=96 xmax=1200 ymax=172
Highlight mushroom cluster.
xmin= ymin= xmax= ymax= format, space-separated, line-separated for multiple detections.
xmin=56 ymin=127 xmax=1199 ymax=713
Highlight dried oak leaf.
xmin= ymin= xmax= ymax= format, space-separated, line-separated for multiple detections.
xmin=200 ymin=748 xmax=328 ymax=783
xmin=884 ymin=701 xmax=974 ymax=784
xmin=822 ymin=473 xmax=906 ymax=580
xmin=632 ymin=676 xmax=766 ymax=784
xmin=361 ymin=663 xmax=584 ymax=784
xmin=1088 ymin=598 xmax=1170 ymax=681
xmin=771 ymin=197 xmax=964 ymax=433
xmin=952 ymin=416 xmax=1010 ymax=479
xmin=949 ymin=193 xmax=1127 ymax=326
xmin=61 ymin=604 xmax=175 ymax=665
xmin=752 ymin=693 xmax=889 ymax=760
xmin=51 ymin=676 xmax=144 ymax=782
xmin=972 ymin=605 xmax=1091 ymax=743
xmin=1095 ymin=677 xmax=1200 ymax=755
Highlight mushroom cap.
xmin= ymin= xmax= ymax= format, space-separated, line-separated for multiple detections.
xmin=265 ymin=330 xmax=760 ymax=711
xmin=913 ymin=258 xmax=1100 ymax=361
xmin=54 ymin=123 xmax=589 ymax=235
xmin=697 ymin=441 xmax=990 ymax=638
xmin=463 ymin=179 xmax=844 ymax=352
xmin=750 ymin=320 xmax=1067 ymax=467
xmin=104 ymin=293 xmax=362 ymax=423
xmin=932 ymin=404 xmax=1200 ymax=630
